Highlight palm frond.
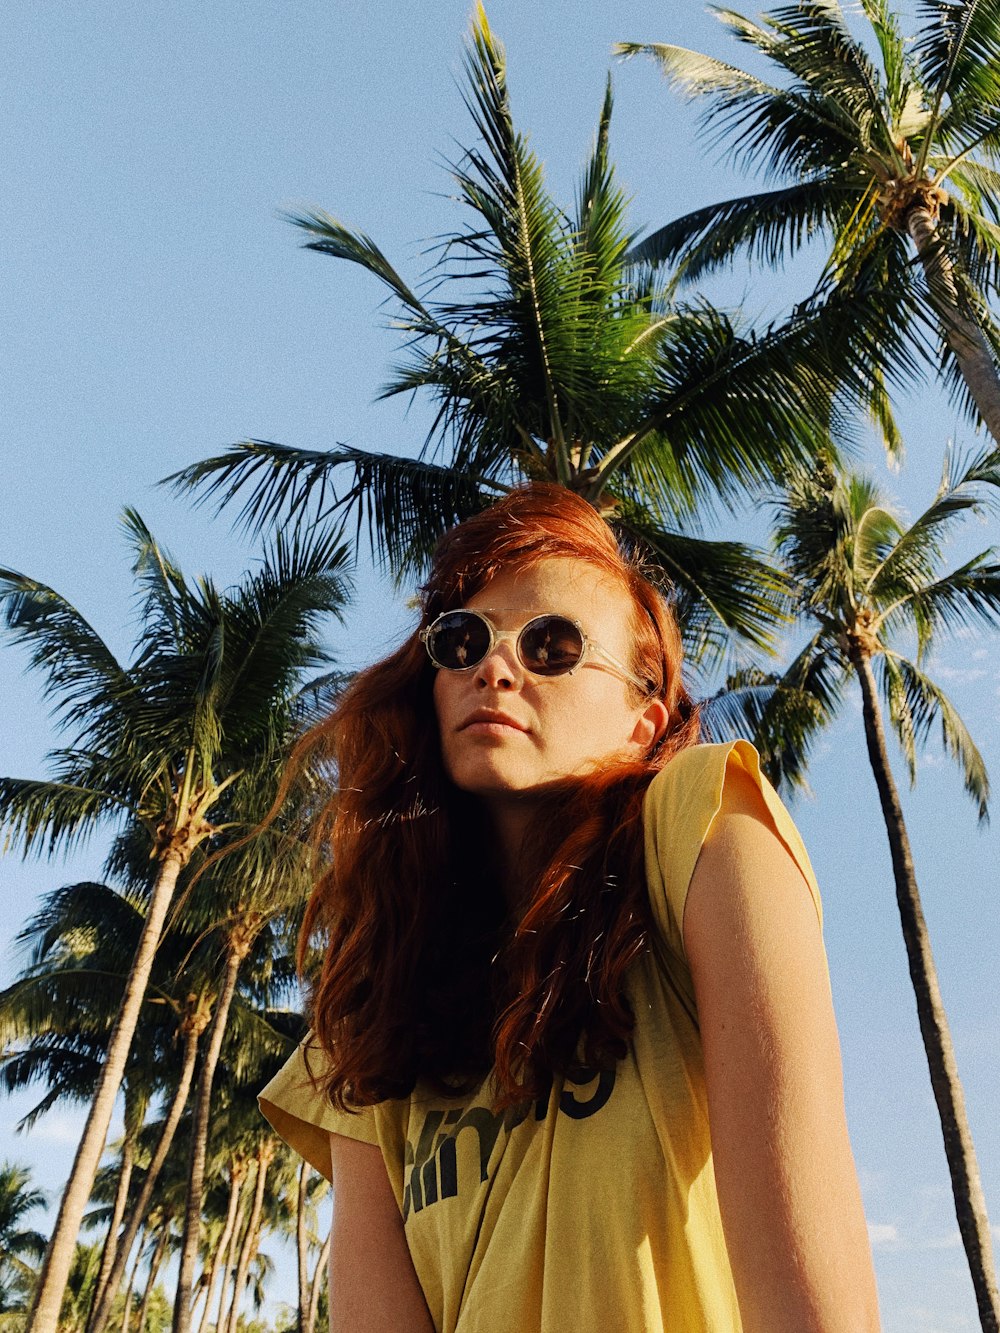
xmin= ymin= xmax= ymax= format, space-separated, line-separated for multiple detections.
xmin=287 ymin=211 xmax=442 ymax=329
xmin=617 ymin=35 xmax=858 ymax=174
xmin=120 ymin=509 xmax=190 ymax=650
xmin=942 ymin=195 xmax=1000 ymax=293
xmin=741 ymin=1 xmax=894 ymax=146
xmin=867 ymin=362 xmax=906 ymax=464
xmin=852 ymin=501 xmax=904 ymax=591
xmin=0 ymin=571 xmax=132 ymax=745
xmin=888 ymin=551 xmax=1000 ymax=655
xmin=867 ymin=442 xmax=1000 ymax=607
xmin=699 ymin=665 xmax=782 ymax=744
xmin=881 ymin=648 xmax=918 ymax=780
xmin=612 ymin=504 xmax=793 ymax=670
xmin=0 ymin=777 xmax=132 ymax=858
xmin=455 ymin=5 xmax=573 ymax=476
xmin=626 ymin=179 xmax=843 ymax=281
xmin=914 ymin=0 xmax=1000 ymax=115
xmin=574 ymin=76 xmax=633 ymax=284
xmin=291 ymin=669 xmax=354 ymax=731
xmin=880 ymin=649 xmax=990 ymax=818
xmin=615 ymin=39 xmax=781 ymax=100
xmin=166 ymin=439 xmax=507 ymax=571
xmin=938 ymin=158 xmax=1000 ymax=223
xmin=594 ymin=294 xmax=871 ymax=510
xmin=215 ymin=527 xmax=351 ymax=730
xmin=859 ymin=0 xmax=916 ymax=125
xmin=754 ymin=630 xmax=849 ymax=793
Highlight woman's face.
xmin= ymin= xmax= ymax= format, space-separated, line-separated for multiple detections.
xmin=432 ymin=557 xmax=667 ymax=814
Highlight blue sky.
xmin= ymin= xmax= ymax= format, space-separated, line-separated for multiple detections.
xmin=2 ymin=3 xmax=999 ymax=1329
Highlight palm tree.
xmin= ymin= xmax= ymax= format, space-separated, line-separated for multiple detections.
xmin=171 ymin=909 xmax=308 ymax=1333
xmin=167 ymin=5 xmax=890 ymax=671
xmin=0 ymin=516 xmax=350 ymax=1333
xmin=0 ymin=877 xmax=210 ymax=1333
xmin=618 ymin=0 xmax=1000 ymax=448
xmin=292 ymin=1165 xmax=329 ymax=1333
xmin=717 ymin=448 xmax=1000 ymax=1328
xmin=0 ymin=1164 xmax=46 ymax=1317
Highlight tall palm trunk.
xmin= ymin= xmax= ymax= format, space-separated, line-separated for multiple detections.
xmin=118 ymin=1233 xmax=146 ymax=1333
xmin=296 ymin=1161 xmax=310 ymax=1333
xmin=135 ymin=1221 xmax=170 ymax=1333
xmin=222 ymin=1143 xmax=272 ymax=1333
xmin=173 ymin=933 xmax=251 ymax=1333
xmin=218 ymin=1180 xmax=254 ymax=1333
xmin=90 ymin=1004 xmax=207 ymax=1333
xmin=30 ymin=846 xmax=188 ymax=1333
xmin=197 ymin=1163 xmax=246 ymax=1333
xmin=907 ymin=205 xmax=1000 ymax=446
xmin=89 ymin=1118 xmax=136 ymax=1322
xmin=854 ymin=651 xmax=1000 ymax=1331
xmin=306 ymin=1233 xmax=330 ymax=1333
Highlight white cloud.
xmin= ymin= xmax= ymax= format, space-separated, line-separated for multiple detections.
xmin=923 ymin=1228 xmax=963 ymax=1250
xmin=868 ymin=1222 xmax=899 ymax=1247
xmin=932 ymin=665 xmax=987 ymax=685
xmin=23 ymin=1110 xmax=87 ymax=1146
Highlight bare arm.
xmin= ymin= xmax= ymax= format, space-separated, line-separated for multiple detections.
xmin=684 ymin=764 xmax=880 ymax=1332
xmin=327 ymin=1133 xmax=435 ymax=1333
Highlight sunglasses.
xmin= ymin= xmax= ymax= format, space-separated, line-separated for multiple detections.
xmin=420 ymin=609 xmax=651 ymax=694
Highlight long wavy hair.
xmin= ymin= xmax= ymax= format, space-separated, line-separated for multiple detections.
xmin=297 ymin=484 xmax=699 ymax=1109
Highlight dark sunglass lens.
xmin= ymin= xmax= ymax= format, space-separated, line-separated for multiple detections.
xmin=519 ymin=616 xmax=584 ymax=675
xmin=428 ymin=612 xmax=491 ymax=669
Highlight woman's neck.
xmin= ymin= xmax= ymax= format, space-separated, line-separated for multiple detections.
xmin=483 ymin=798 xmax=535 ymax=915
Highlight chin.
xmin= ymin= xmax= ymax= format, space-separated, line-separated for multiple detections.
xmin=450 ymin=770 xmax=531 ymax=800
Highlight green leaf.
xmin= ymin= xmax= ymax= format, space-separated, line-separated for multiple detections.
xmin=881 ymin=649 xmax=990 ymax=817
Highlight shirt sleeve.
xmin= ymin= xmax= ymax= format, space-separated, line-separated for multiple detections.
xmin=258 ymin=1035 xmax=380 ymax=1181
xmin=643 ymin=739 xmax=823 ymax=972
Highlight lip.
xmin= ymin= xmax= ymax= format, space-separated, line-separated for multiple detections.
xmin=458 ymin=708 xmax=529 ymax=733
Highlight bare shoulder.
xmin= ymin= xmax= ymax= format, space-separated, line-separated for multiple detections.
xmin=685 ymin=757 xmax=820 ymax=957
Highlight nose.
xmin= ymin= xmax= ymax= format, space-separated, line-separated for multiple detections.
xmin=474 ymin=638 xmax=524 ymax=691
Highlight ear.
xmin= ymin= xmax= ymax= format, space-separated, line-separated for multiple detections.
xmin=629 ymin=697 xmax=670 ymax=754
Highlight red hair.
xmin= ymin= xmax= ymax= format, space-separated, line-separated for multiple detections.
xmin=297 ymin=484 xmax=698 ymax=1109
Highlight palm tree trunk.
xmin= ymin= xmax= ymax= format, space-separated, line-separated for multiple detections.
xmin=89 ymin=1119 xmax=136 ymax=1323
xmin=296 ymin=1161 xmax=309 ymax=1333
xmin=907 ymin=205 xmax=1000 ymax=446
xmin=219 ymin=1186 xmax=254 ymax=1333
xmin=135 ymin=1221 xmax=170 ymax=1333
xmin=306 ymin=1233 xmax=330 ymax=1333
xmin=854 ymin=651 xmax=1000 ymax=1331
xmin=89 ymin=1005 xmax=205 ymax=1333
xmin=197 ymin=1164 xmax=245 ymax=1333
xmin=210 ymin=1173 xmax=248 ymax=1333
xmin=172 ymin=937 xmax=250 ymax=1333
xmin=119 ymin=1233 xmax=146 ymax=1333
xmin=222 ymin=1144 xmax=272 ymax=1333
xmin=29 ymin=846 xmax=188 ymax=1333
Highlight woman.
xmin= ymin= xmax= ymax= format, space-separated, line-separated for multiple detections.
xmin=260 ymin=485 xmax=880 ymax=1332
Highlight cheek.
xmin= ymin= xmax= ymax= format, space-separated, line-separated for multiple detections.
xmin=554 ymin=679 xmax=636 ymax=759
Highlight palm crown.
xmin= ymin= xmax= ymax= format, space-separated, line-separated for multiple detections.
xmin=168 ymin=6 xmax=888 ymax=668
xmin=620 ymin=0 xmax=1000 ymax=446
xmin=750 ymin=448 xmax=1000 ymax=809
xmin=1 ymin=514 xmax=350 ymax=1333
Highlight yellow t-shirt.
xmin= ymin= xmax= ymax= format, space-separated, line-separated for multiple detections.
xmin=259 ymin=740 xmax=823 ymax=1332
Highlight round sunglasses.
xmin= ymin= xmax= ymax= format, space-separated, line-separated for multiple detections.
xmin=419 ymin=609 xmax=651 ymax=693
